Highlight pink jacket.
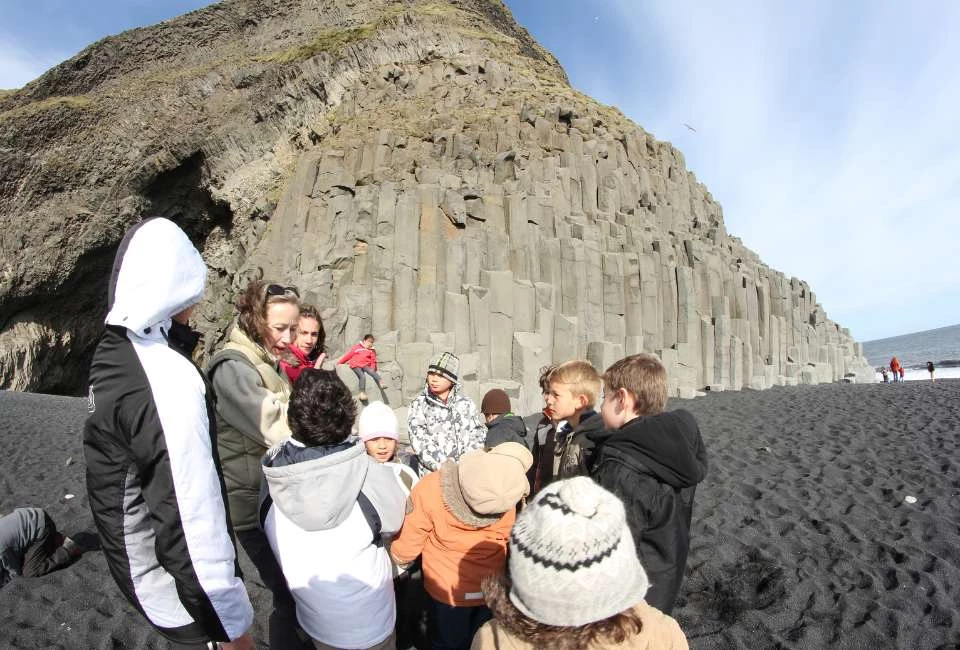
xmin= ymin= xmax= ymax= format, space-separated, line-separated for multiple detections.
xmin=338 ymin=343 xmax=377 ymax=370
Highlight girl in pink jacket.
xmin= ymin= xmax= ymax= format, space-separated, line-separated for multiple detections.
xmin=338 ymin=334 xmax=388 ymax=403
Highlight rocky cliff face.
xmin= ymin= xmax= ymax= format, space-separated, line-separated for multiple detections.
xmin=0 ymin=0 xmax=873 ymax=404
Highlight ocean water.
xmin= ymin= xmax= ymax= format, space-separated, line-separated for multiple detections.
xmin=863 ymin=323 xmax=960 ymax=381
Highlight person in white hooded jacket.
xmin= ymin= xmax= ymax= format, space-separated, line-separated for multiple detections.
xmin=261 ymin=369 xmax=406 ymax=649
xmin=83 ymin=218 xmax=253 ymax=649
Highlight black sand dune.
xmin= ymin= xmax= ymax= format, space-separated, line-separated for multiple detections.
xmin=2 ymin=381 xmax=960 ymax=649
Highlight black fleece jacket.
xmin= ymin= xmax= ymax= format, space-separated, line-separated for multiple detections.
xmin=588 ymin=409 xmax=708 ymax=614
xmin=484 ymin=414 xmax=530 ymax=449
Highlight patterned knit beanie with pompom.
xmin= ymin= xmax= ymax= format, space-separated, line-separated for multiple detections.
xmin=507 ymin=476 xmax=650 ymax=627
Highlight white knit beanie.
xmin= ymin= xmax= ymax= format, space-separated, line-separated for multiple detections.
xmin=357 ymin=401 xmax=398 ymax=442
xmin=508 ymin=477 xmax=650 ymax=627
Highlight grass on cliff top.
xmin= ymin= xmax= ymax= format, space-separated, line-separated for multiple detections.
xmin=411 ymin=2 xmax=516 ymax=46
xmin=252 ymin=2 xmax=406 ymax=65
xmin=254 ymin=2 xmax=515 ymax=66
xmin=411 ymin=2 xmax=466 ymax=18
xmin=0 ymin=95 xmax=92 ymax=123
xmin=255 ymin=24 xmax=377 ymax=64
xmin=453 ymin=26 xmax=514 ymax=47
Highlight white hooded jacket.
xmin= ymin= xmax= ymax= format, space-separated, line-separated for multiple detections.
xmin=83 ymin=218 xmax=252 ymax=645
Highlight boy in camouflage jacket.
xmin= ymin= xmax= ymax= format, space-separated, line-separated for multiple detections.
xmin=407 ymin=352 xmax=487 ymax=477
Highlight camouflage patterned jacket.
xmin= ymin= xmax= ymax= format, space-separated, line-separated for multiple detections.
xmin=407 ymin=383 xmax=486 ymax=476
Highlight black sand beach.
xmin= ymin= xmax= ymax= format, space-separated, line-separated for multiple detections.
xmin=2 ymin=381 xmax=959 ymax=649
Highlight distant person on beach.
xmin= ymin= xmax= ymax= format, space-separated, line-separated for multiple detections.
xmin=480 ymin=388 xmax=530 ymax=448
xmin=547 ymin=360 xmax=605 ymax=479
xmin=890 ymin=356 xmax=902 ymax=383
xmin=407 ymin=352 xmax=487 ymax=477
xmin=880 ymin=367 xmax=889 ymax=383
xmin=260 ymin=370 xmax=406 ymax=650
xmin=338 ymin=334 xmax=389 ymax=403
xmin=589 ymin=354 xmax=708 ymax=614
xmin=899 ymin=366 xmax=905 ymax=382
xmin=281 ymin=303 xmax=327 ymax=384
xmin=927 ymin=361 xmax=935 ymax=382
xmin=83 ymin=218 xmax=254 ymax=649
xmin=0 ymin=507 xmax=82 ymax=589
xmin=473 ymin=477 xmax=689 ymax=650
xmin=207 ymin=280 xmax=308 ymax=649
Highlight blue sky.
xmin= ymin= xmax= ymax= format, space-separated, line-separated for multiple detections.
xmin=2 ymin=1 xmax=958 ymax=342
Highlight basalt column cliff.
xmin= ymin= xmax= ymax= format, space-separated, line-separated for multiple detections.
xmin=0 ymin=0 xmax=873 ymax=405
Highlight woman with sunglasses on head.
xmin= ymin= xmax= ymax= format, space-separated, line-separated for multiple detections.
xmin=207 ymin=280 xmax=310 ymax=649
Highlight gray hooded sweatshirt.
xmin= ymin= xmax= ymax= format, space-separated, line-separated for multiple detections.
xmin=260 ymin=440 xmax=406 ymax=648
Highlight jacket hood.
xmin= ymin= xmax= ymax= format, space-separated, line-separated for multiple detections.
xmin=487 ymin=414 xmax=529 ymax=435
xmin=262 ymin=439 xmax=368 ymax=530
xmin=600 ymin=409 xmax=707 ymax=489
xmin=105 ymin=218 xmax=206 ymax=335
xmin=485 ymin=414 xmax=529 ymax=447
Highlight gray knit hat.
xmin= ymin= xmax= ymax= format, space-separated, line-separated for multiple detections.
xmin=508 ymin=477 xmax=650 ymax=627
xmin=427 ymin=351 xmax=460 ymax=383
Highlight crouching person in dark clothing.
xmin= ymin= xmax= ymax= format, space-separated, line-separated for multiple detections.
xmin=0 ymin=508 xmax=81 ymax=587
xmin=590 ymin=354 xmax=708 ymax=614
xmin=480 ymin=389 xmax=530 ymax=449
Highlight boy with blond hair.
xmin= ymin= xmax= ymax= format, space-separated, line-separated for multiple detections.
xmin=544 ymin=359 xmax=606 ymax=480
xmin=589 ymin=353 xmax=708 ymax=614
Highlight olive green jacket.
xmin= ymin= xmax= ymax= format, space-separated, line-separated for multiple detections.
xmin=208 ymin=325 xmax=292 ymax=531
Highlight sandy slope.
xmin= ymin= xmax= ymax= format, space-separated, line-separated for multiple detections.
xmin=2 ymin=381 xmax=959 ymax=649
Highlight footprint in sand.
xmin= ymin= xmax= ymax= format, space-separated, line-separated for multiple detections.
xmin=813 ymin=519 xmax=830 ymax=534
xmin=882 ymin=569 xmax=899 ymax=591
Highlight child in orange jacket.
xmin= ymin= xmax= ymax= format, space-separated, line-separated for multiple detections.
xmin=390 ymin=442 xmax=533 ymax=650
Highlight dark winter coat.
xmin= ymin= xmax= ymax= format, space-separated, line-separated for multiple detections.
xmin=484 ymin=414 xmax=530 ymax=449
xmin=556 ymin=411 xmax=606 ymax=478
xmin=524 ymin=414 xmax=556 ymax=497
xmin=589 ymin=409 xmax=708 ymax=614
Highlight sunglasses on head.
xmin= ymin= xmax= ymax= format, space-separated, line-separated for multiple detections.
xmin=266 ymin=284 xmax=299 ymax=298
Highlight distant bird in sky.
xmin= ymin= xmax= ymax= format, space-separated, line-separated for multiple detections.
xmin=684 ymin=123 xmax=697 ymax=132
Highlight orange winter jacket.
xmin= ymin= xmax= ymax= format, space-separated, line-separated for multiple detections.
xmin=390 ymin=467 xmax=515 ymax=607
